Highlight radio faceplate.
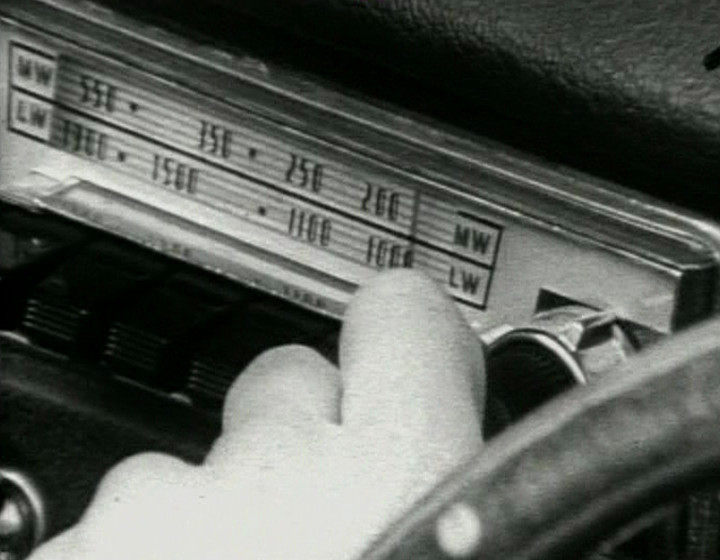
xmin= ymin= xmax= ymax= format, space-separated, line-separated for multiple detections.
xmin=0 ymin=0 xmax=719 ymax=339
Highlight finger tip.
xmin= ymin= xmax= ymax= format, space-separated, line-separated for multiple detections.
xmin=355 ymin=269 xmax=446 ymax=305
xmin=222 ymin=345 xmax=342 ymax=433
xmin=343 ymin=269 xmax=474 ymax=348
xmin=95 ymin=453 xmax=189 ymax=496
xmin=345 ymin=270 xmax=450 ymax=331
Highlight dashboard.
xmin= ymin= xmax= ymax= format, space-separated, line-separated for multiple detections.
xmin=2 ymin=2 xmax=720 ymax=560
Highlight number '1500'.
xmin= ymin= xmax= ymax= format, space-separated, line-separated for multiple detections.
xmin=152 ymin=154 xmax=199 ymax=194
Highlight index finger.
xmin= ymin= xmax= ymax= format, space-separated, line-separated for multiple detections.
xmin=339 ymin=270 xmax=485 ymax=460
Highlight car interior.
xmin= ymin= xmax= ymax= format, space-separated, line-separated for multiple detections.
xmin=2 ymin=1 xmax=720 ymax=559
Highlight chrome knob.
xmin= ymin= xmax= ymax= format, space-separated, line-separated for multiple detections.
xmin=0 ymin=469 xmax=46 ymax=560
xmin=483 ymin=306 xmax=637 ymax=437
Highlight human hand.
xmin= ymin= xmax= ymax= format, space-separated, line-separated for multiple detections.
xmin=31 ymin=270 xmax=486 ymax=560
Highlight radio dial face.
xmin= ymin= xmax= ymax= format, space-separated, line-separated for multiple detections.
xmin=0 ymin=1 xmax=719 ymax=365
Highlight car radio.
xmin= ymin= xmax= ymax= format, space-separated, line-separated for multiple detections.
xmin=2 ymin=1 xmax=720 ymax=559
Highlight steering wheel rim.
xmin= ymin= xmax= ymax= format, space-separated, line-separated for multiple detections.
xmin=360 ymin=317 xmax=720 ymax=560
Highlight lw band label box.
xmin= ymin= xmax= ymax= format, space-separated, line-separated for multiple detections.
xmin=9 ymin=90 xmax=54 ymax=142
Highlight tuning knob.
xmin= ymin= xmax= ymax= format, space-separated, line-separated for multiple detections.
xmin=0 ymin=469 xmax=46 ymax=560
xmin=483 ymin=306 xmax=637 ymax=438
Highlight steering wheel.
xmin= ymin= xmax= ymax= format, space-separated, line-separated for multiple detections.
xmin=359 ymin=317 xmax=720 ymax=560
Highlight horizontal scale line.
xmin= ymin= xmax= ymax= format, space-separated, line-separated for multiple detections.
xmin=11 ymin=84 xmax=496 ymax=272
